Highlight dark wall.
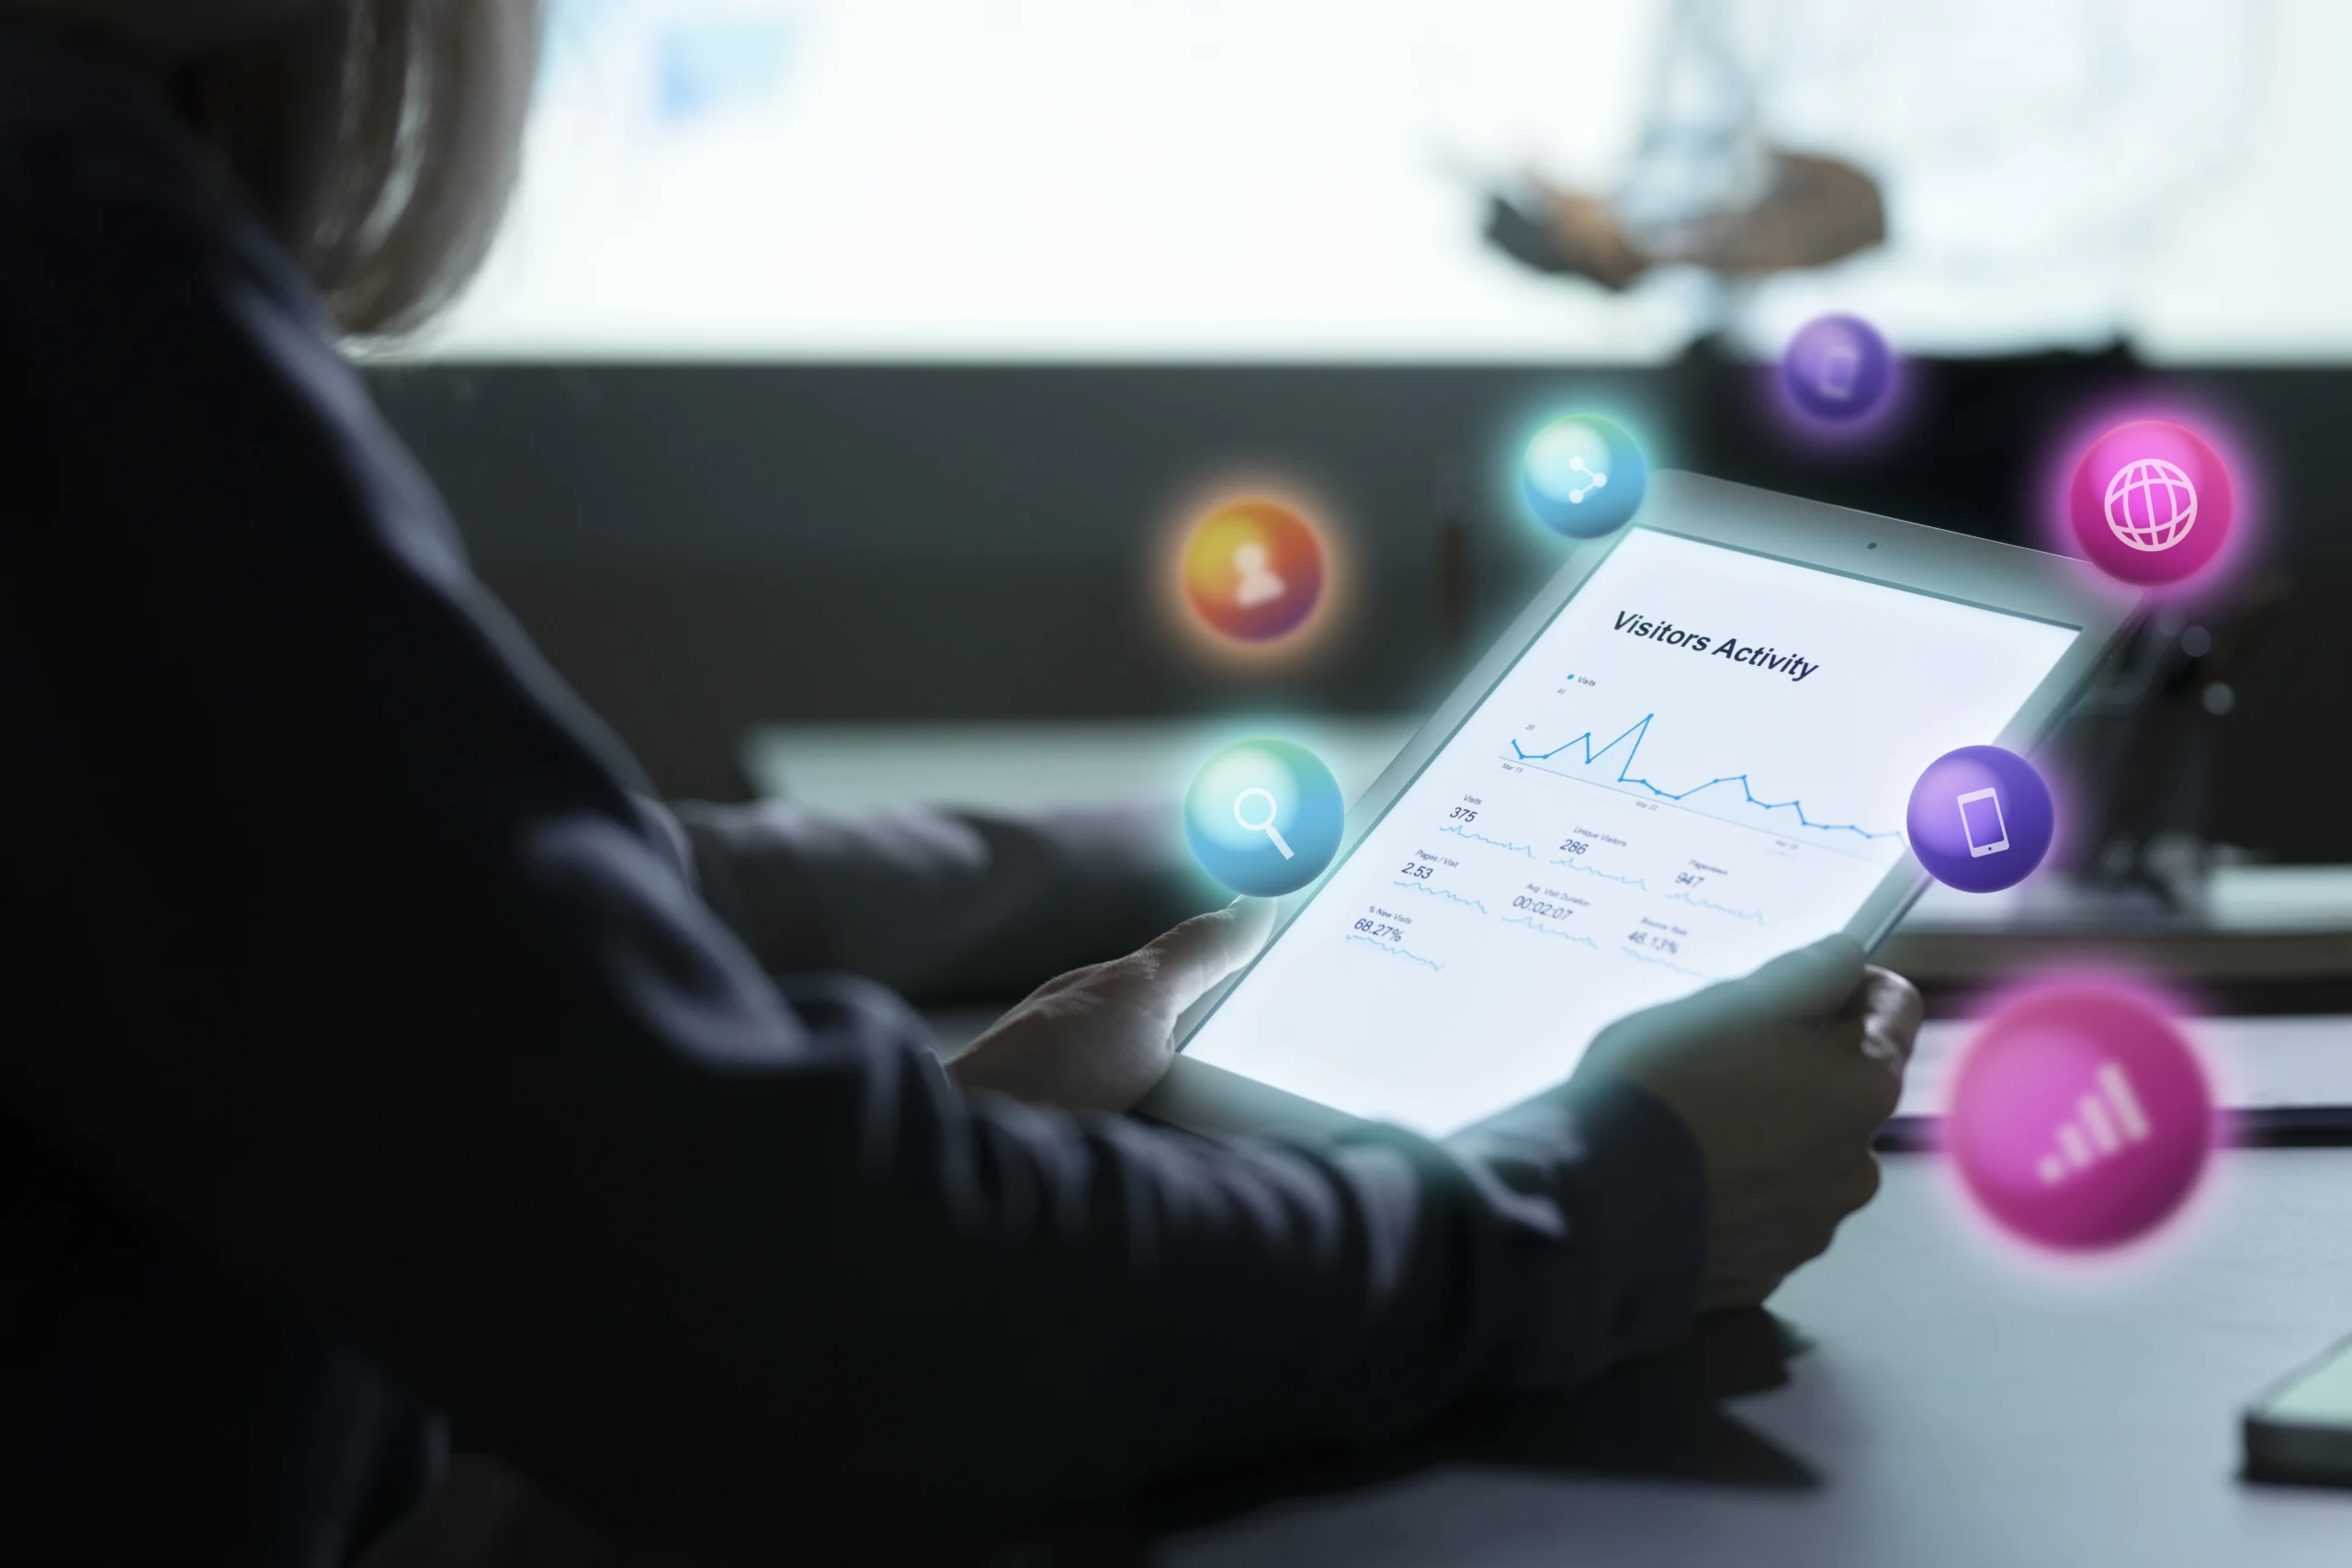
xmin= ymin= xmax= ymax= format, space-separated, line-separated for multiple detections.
xmin=365 ymin=357 xmax=2352 ymax=859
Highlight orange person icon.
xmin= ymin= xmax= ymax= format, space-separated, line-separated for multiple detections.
xmin=1231 ymin=541 xmax=1285 ymax=607
xmin=1180 ymin=499 xmax=1325 ymax=643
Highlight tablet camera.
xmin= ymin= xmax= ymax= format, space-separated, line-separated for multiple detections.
xmin=1906 ymin=746 xmax=2053 ymax=894
xmin=1945 ymin=980 xmax=2214 ymax=1252
xmin=1184 ymin=739 xmax=1344 ymax=897
xmin=1520 ymin=414 xmax=1648 ymax=538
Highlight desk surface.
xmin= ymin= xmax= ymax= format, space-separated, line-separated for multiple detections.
xmin=1897 ymin=1015 xmax=2352 ymax=1120
xmin=1151 ymin=1148 xmax=2352 ymax=1568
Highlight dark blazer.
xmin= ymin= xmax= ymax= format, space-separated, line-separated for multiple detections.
xmin=0 ymin=21 xmax=1702 ymax=1566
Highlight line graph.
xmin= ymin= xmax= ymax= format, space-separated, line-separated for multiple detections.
xmin=1392 ymin=880 xmax=1489 ymax=913
xmin=1620 ymin=945 xmax=1714 ymax=979
xmin=1502 ymin=915 xmax=1600 ymax=948
xmin=1665 ymin=889 xmax=1766 ymax=924
xmin=1510 ymin=713 xmax=1902 ymax=846
xmin=1551 ymin=855 xmax=1648 ymax=889
xmin=1440 ymin=822 xmax=1537 ymax=857
xmin=1347 ymin=933 xmax=1443 ymax=969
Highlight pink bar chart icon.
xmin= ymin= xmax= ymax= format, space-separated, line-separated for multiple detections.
xmin=2034 ymin=1061 xmax=2153 ymax=1186
xmin=1946 ymin=982 xmax=2213 ymax=1251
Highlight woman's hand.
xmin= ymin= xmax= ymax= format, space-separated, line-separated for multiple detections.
xmin=1573 ymin=935 xmax=1922 ymax=1310
xmin=948 ymin=901 xmax=1277 ymax=1114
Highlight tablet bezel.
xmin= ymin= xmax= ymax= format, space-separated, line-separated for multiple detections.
xmin=1149 ymin=470 xmax=2142 ymax=1135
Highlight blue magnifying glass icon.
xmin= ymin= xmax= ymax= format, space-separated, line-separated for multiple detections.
xmin=1233 ymin=786 xmax=1294 ymax=860
xmin=1185 ymin=738 xmax=1342 ymax=896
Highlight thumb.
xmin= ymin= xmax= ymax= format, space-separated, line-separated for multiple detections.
xmin=1725 ymin=932 xmax=1867 ymax=1021
xmin=1125 ymin=898 xmax=1278 ymax=1014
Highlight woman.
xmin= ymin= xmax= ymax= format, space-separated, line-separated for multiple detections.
xmin=0 ymin=5 xmax=1917 ymax=1564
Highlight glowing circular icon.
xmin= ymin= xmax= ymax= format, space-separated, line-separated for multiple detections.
xmin=2067 ymin=420 xmax=2233 ymax=587
xmin=1521 ymin=414 xmax=1648 ymax=537
xmin=1184 ymin=739 xmax=1344 ymax=896
xmin=2107 ymin=459 xmax=2198 ymax=552
xmin=1906 ymin=746 xmax=2053 ymax=894
xmin=1180 ymin=499 xmax=1327 ymax=643
xmin=1781 ymin=313 xmax=1893 ymax=423
xmin=1946 ymin=981 xmax=2214 ymax=1251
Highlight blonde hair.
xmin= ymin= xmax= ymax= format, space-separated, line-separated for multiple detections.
xmin=16 ymin=1 xmax=544 ymax=337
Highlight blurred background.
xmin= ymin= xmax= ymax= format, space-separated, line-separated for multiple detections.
xmin=363 ymin=0 xmax=2351 ymax=874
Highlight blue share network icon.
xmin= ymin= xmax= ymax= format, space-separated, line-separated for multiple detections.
xmin=1521 ymin=413 xmax=1649 ymax=537
xmin=1184 ymin=739 xmax=1345 ymax=897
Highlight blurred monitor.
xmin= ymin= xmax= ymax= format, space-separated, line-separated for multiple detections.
xmin=413 ymin=0 xmax=2352 ymax=365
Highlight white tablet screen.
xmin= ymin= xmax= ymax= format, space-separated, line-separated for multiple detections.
xmin=1183 ymin=526 xmax=2082 ymax=1136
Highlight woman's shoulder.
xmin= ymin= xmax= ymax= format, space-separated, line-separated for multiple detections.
xmin=0 ymin=17 xmax=320 ymax=336
xmin=0 ymin=17 xmax=473 ymax=646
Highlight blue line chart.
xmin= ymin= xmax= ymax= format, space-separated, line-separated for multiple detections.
xmin=1665 ymin=889 xmax=1767 ymax=924
xmin=1392 ymin=880 xmax=1490 ymax=913
xmin=1348 ymin=933 xmax=1444 ymax=969
xmin=1551 ymin=855 xmax=1649 ymax=890
xmin=1509 ymin=713 xmax=1903 ymax=844
xmin=1619 ymin=944 xmax=1715 ymax=980
xmin=1503 ymin=915 xmax=1600 ymax=948
xmin=1440 ymin=822 xmax=1538 ymax=857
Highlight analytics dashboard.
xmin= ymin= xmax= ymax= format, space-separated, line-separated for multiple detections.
xmin=1185 ymin=527 xmax=2082 ymax=1134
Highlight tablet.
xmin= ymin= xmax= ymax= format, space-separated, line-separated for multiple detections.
xmin=1154 ymin=472 xmax=2139 ymax=1139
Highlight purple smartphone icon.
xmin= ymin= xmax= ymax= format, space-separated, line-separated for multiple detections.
xmin=1958 ymin=787 xmax=2010 ymax=857
xmin=1909 ymin=747 xmax=2052 ymax=893
xmin=1815 ymin=342 xmax=1860 ymax=401
xmin=1781 ymin=313 xmax=1893 ymax=422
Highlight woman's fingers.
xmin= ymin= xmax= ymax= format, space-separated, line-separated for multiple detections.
xmin=1117 ymin=898 xmax=1276 ymax=1017
xmin=952 ymin=903 xmax=1278 ymax=1115
xmin=1858 ymin=965 xmax=1925 ymax=1072
xmin=1838 ymin=1152 xmax=1883 ymax=1213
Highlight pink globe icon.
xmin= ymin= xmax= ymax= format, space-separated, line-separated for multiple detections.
xmin=2104 ymin=457 xmax=2198 ymax=552
xmin=1945 ymin=982 xmax=2215 ymax=1251
xmin=2067 ymin=420 xmax=2232 ymax=587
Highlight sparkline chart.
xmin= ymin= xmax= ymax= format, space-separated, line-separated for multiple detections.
xmin=1185 ymin=528 xmax=2080 ymax=1136
xmin=1509 ymin=706 xmax=1905 ymax=850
